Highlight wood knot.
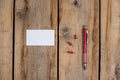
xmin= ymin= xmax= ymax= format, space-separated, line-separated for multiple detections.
xmin=61 ymin=27 xmax=71 ymax=40
xmin=62 ymin=27 xmax=70 ymax=33
xmin=16 ymin=0 xmax=29 ymax=20
xmin=16 ymin=7 xmax=29 ymax=20
xmin=115 ymin=64 xmax=120 ymax=79
xmin=73 ymin=0 xmax=80 ymax=7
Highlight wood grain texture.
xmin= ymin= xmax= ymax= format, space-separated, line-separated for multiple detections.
xmin=59 ymin=0 xmax=99 ymax=80
xmin=101 ymin=0 xmax=120 ymax=80
xmin=14 ymin=0 xmax=58 ymax=80
xmin=0 ymin=0 xmax=13 ymax=80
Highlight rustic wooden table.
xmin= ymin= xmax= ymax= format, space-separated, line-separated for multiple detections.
xmin=0 ymin=0 xmax=119 ymax=80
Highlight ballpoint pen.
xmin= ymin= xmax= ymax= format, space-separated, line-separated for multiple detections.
xmin=83 ymin=25 xmax=88 ymax=70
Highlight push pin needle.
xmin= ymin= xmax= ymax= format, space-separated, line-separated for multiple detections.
xmin=83 ymin=25 xmax=88 ymax=70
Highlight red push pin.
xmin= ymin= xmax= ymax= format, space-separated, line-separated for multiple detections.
xmin=74 ymin=34 xmax=78 ymax=39
xmin=66 ymin=51 xmax=74 ymax=54
xmin=66 ymin=41 xmax=72 ymax=46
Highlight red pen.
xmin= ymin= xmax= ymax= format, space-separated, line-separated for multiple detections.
xmin=83 ymin=25 xmax=88 ymax=69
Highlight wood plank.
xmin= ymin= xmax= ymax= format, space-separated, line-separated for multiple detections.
xmin=101 ymin=0 xmax=120 ymax=80
xmin=0 ymin=0 xmax=13 ymax=80
xmin=59 ymin=0 xmax=99 ymax=80
xmin=14 ymin=0 xmax=58 ymax=80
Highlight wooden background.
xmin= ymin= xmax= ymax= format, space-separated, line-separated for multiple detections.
xmin=0 ymin=0 xmax=119 ymax=80
xmin=101 ymin=0 xmax=120 ymax=80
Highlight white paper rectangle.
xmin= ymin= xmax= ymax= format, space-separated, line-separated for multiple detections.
xmin=26 ymin=30 xmax=55 ymax=46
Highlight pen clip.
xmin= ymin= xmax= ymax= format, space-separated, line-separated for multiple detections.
xmin=86 ymin=30 xmax=88 ymax=44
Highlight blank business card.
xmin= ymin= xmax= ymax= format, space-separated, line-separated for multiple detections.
xmin=26 ymin=30 xmax=55 ymax=46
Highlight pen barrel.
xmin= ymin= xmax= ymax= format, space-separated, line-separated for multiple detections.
xmin=83 ymin=27 xmax=87 ymax=65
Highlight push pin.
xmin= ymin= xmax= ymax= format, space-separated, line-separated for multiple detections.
xmin=74 ymin=34 xmax=78 ymax=39
xmin=67 ymin=41 xmax=73 ymax=46
xmin=67 ymin=51 xmax=74 ymax=54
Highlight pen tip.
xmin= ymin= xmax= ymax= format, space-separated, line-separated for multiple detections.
xmin=83 ymin=64 xmax=87 ymax=70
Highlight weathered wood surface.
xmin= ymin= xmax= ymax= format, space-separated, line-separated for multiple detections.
xmin=2 ymin=0 xmax=119 ymax=79
xmin=0 ymin=0 xmax=13 ymax=80
xmin=59 ymin=0 xmax=99 ymax=80
xmin=14 ymin=0 xmax=58 ymax=80
xmin=101 ymin=0 xmax=120 ymax=80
